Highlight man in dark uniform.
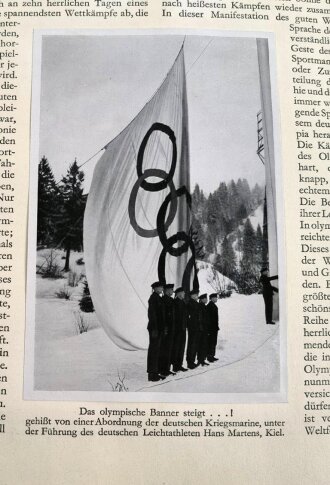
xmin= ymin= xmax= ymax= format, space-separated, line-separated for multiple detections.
xmin=147 ymin=281 xmax=165 ymax=381
xmin=159 ymin=283 xmax=175 ymax=377
xmin=207 ymin=293 xmax=219 ymax=363
xmin=172 ymin=287 xmax=188 ymax=373
xmin=197 ymin=294 xmax=209 ymax=367
xmin=186 ymin=289 xmax=200 ymax=369
xmin=259 ymin=268 xmax=278 ymax=325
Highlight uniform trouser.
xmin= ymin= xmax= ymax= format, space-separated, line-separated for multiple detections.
xmin=186 ymin=329 xmax=199 ymax=366
xmin=207 ymin=330 xmax=218 ymax=360
xmin=159 ymin=331 xmax=173 ymax=374
xmin=197 ymin=330 xmax=209 ymax=363
xmin=172 ymin=329 xmax=186 ymax=371
xmin=263 ymin=293 xmax=273 ymax=323
xmin=147 ymin=330 xmax=161 ymax=375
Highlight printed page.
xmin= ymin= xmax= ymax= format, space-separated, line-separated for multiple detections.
xmin=0 ymin=0 xmax=329 ymax=483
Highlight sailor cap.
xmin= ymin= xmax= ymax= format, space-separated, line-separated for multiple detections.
xmin=151 ymin=281 xmax=164 ymax=289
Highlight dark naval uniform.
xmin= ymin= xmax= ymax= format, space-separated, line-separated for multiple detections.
xmin=186 ymin=298 xmax=201 ymax=368
xmin=197 ymin=300 xmax=209 ymax=365
xmin=147 ymin=291 xmax=164 ymax=377
xmin=207 ymin=300 xmax=219 ymax=361
xmin=259 ymin=273 xmax=278 ymax=324
xmin=172 ymin=297 xmax=188 ymax=372
xmin=159 ymin=293 xmax=174 ymax=375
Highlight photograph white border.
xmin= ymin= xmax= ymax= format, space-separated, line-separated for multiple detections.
xmin=24 ymin=28 xmax=287 ymax=404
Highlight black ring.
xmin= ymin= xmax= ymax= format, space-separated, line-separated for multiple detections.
xmin=128 ymin=169 xmax=177 ymax=238
xmin=156 ymin=186 xmax=192 ymax=256
xmin=128 ymin=122 xmax=198 ymax=292
xmin=158 ymin=239 xmax=196 ymax=285
xmin=182 ymin=252 xmax=199 ymax=294
xmin=137 ymin=122 xmax=177 ymax=192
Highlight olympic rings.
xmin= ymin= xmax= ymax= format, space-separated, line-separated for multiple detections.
xmin=128 ymin=169 xmax=177 ymax=238
xmin=158 ymin=239 xmax=197 ymax=287
xmin=136 ymin=122 xmax=177 ymax=192
xmin=182 ymin=255 xmax=199 ymax=292
xmin=156 ymin=186 xmax=192 ymax=257
xmin=128 ymin=121 xmax=199 ymax=291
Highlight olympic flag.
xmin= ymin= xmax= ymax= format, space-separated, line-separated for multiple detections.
xmin=84 ymin=47 xmax=196 ymax=350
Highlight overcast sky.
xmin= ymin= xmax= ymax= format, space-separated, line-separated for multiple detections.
xmin=38 ymin=34 xmax=266 ymax=194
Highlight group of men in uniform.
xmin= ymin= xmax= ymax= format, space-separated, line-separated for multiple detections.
xmin=147 ymin=282 xmax=220 ymax=382
xmin=147 ymin=267 xmax=279 ymax=382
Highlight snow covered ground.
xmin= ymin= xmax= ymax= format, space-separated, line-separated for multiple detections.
xmin=33 ymin=254 xmax=280 ymax=396
xmin=196 ymin=260 xmax=236 ymax=292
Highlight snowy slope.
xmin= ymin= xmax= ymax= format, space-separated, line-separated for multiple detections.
xmin=232 ymin=203 xmax=264 ymax=261
xmin=206 ymin=203 xmax=264 ymax=266
xmin=34 ymin=263 xmax=279 ymax=395
xmin=196 ymin=260 xmax=237 ymax=293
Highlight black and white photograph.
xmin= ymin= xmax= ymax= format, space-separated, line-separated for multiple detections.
xmin=25 ymin=32 xmax=286 ymax=401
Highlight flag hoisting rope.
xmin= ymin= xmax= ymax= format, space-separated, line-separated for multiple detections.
xmin=78 ymin=148 xmax=105 ymax=169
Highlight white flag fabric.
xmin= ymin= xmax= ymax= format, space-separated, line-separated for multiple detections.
xmin=84 ymin=48 xmax=196 ymax=350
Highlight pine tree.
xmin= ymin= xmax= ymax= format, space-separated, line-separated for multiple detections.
xmin=239 ymin=218 xmax=259 ymax=293
xmin=192 ymin=183 xmax=206 ymax=223
xmin=239 ymin=178 xmax=253 ymax=212
xmin=192 ymin=184 xmax=201 ymax=208
xmin=218 ymin=236 xmax=236 ymax=281
xmin=252 ymin=183 xmax=264 ymax=209
xmin=236 ymin=227 xmax=244 ymax=263
xmin=191 ymin=217 xmax=205 ymax=260
xmin=55 ymin=160 xmax=85 ymax=272
xmin=237 ymin=202 xmax=248 ymax=221
xmin=206 ymin=192 xmax=223 ymax=244
xmin=79 ymin=279 xmax=94 ymax=313
xmin=256 ymin=224 xmax=263 ymax=266
xmin=217 ymin=182 xmax=230 ymax=221
xmin=205 ymin=231 xmax=215 ymax=254
xmin=200 ymin=189 xmax=208 ymax=225
xmin=37 ymin=156 xmax=58 ymax=246
xmin=228 ymin=180 xmax=239 ymax=222
xmin=241 ymin=218 xmax=257 ymax=269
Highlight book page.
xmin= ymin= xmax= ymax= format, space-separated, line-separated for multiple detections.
xmin=0 ymin=1 xmax=329 ymax=483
